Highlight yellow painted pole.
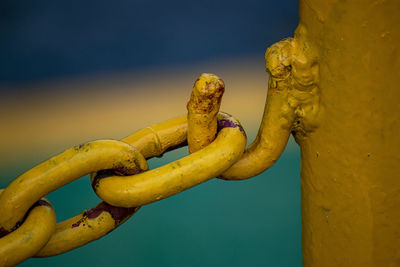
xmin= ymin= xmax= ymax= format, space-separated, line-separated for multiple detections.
xmin=296 ymin=0 xmax=400 ymax=266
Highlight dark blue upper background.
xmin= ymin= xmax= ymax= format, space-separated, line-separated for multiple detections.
xmin=0 ymin=0 xmax=297 ymax=84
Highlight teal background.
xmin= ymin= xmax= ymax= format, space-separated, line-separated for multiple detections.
xmin=0 ymin=136 xmax=301 ymax=267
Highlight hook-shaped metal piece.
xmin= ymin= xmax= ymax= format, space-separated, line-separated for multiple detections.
xmin=188 ymin=33 xmax=320 ymax=180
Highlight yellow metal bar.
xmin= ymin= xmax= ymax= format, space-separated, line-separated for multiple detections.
xmin=92 ymin=112 xmax=246 ymax=207
xmin=187 ymin=73 xmax=224 ymax=153
xmin=0 ymin=140 xmax=147 ymax=232
xmin=0 ymin=190 xmax=56 ymax=267
xmin=220 ymin=40 xmax=296 ymax=180
xmin=297 ymin=0 xmax=400 ymax=266
xmin=35 ymin=202 xmax=139 ymax=257
xmin=121 ymin=116 xmax=188 ymax=159
xmin=92 ymin=74 xmax=245 ymax=208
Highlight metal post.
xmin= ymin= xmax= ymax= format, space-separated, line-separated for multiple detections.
xmin=297 ymin=0 xmax=400 ymax=266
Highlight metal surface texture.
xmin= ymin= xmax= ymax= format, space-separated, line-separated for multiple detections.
xmin=0 ymin=190 xmax=56 ymax=266
xmin=1 ymin=0 xmax=399 ymax=265
xmin=297 ymin=0 xmax=400 ymax=266
xmin=0 ymin=74 xmax=258 ymax=263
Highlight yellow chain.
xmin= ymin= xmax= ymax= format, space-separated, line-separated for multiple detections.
xmin=0 ymin=140 xmax=147 ymax=232
xmin=0 ymin=44 xmax=296 ymax=265
xmin=0 ymin=190 xmax=56 ymax=266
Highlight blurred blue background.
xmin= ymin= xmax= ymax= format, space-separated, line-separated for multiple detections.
xmin=0 ymin=0 xmax=297 ymax=86
xmin=0 ymin=0 xmax=301 ymax=266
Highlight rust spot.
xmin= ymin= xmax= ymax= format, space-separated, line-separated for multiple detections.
xmin=71 ymin=200 xmax=137 ymax=228
xmin=9 ymin=220 xmax=22 ymax=232
xmin=85 ymin=202 xmax=138 ymax=226
xmin=36 ymin=199 xmax=51 ymax=208
xmin=0 ymin=222 xmax=23 ymax=237
xmin=91 ymin=170 xmax=115 ymax=190
xmin=114 ymin=156 xmax=144 ymax=176
xmin=217 ymin=118 xmax=246 ymax=136
xmin=71 ymin=215 xmax=86 ymax=228
xmin=113 ymin=164 xmax=141 ymax=176
xmin=92 ymin=161 xmax=145 ymax=191
xmin=0 ymin=199 xmax=51 ymax=236
xmin=0 ymin=227 xmax=9 ymax=238
xmin=74 ymin=143 xmax=86 ymax=151
xmin=94 ymin=169 xmax=115 ymax=179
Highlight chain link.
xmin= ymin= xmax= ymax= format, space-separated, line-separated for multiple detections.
xmin=0 ymin=74 xmax=249 ymax=266
xmin=0 ymin=190 xmax=56 ymax=266
xmin=0 ymin=43 xmax=295 ymax=265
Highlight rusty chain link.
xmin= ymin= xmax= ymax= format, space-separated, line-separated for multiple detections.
xmin=0 ymin=74 xmax=247 ymax=266
xmin=0 ymin=45 xmax=297 ymax=266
